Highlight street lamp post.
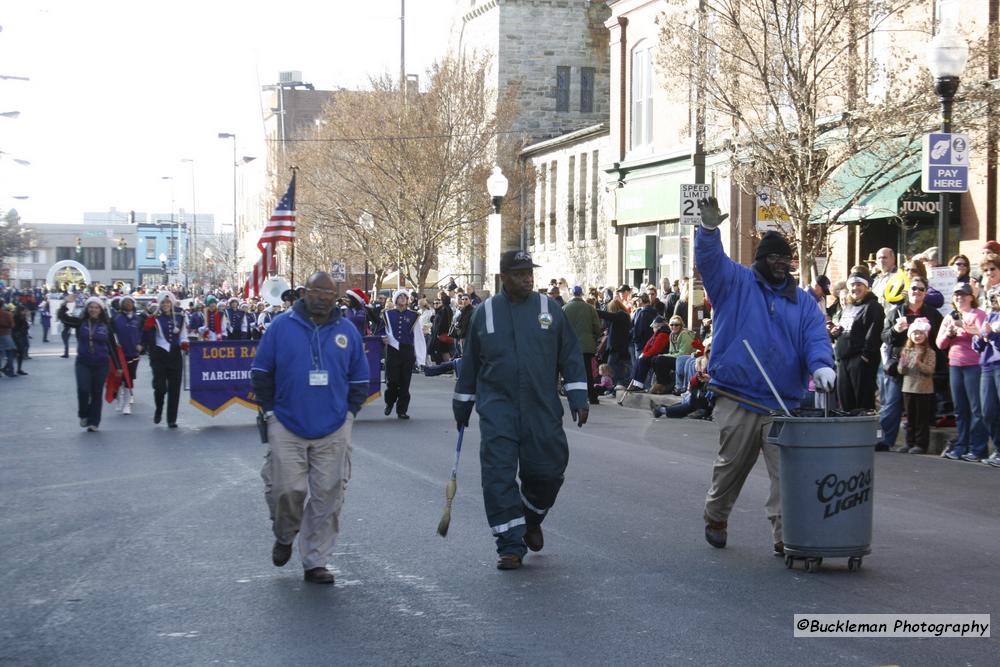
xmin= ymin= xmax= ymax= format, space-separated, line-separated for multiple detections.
xmin=926 ymin=0 xmax=969 ymax=257
xmin=181 ymin=158 xmax=197 ymax=288
xmin=486 ymin=166 xmax=509 ymax=294
xmin=218 ymin=132 xmax=238 ymax=271
xmin=359 ymin=211 xmax=375 ymax=294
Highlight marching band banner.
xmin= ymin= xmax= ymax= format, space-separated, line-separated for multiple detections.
xmin=189 ymin=340 xmax=259 ymax=415
xmin=188 ymin=337 xmax=383 ymax=417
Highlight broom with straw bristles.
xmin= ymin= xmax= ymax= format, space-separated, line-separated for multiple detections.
xmin=436 ymin=426 xmax=465 ymax=537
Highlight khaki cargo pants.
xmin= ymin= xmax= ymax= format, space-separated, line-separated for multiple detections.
xmin=261 ymin=414 xmax=353 ymax=570
xmin=703 ymin=397 xmax=782 ymax=543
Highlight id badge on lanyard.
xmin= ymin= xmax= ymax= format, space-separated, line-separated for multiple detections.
xmin=309 ymin=370 xmax=329 ymax=386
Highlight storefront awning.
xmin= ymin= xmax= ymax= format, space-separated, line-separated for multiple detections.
xmin=812 ymin=143 xmax=920 ymax=224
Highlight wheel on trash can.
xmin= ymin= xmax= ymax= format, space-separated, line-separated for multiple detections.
xmin=848 ymin=557 xmax=862 ymax=572
xmin=804 ymin=557 xmax=822 ymax=573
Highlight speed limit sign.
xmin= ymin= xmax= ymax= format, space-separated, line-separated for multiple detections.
xmin=680 ymin=184 xmax=711 ymax=225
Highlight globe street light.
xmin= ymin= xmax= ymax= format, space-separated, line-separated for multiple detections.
xmin=926 ymin=0 xmax=968 ymax=257
xmin=486 ymin=166 xmax=508 ymax=294
xmin=486 ymin=165 xmax=509 ymax=214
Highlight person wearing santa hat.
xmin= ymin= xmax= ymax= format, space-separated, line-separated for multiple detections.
xmin=345 ymin=288 xmax=370 ymax=336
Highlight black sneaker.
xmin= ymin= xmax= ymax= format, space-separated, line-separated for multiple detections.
xmin=272 ymin=540 xmax=292 ymax=566
xmin=384 ymin=404 xmax=393 ymax=416
xmin=704 ymin=519 xmax=727 ymax=549
xmin=874 ymin=442 xmax=891 ymax=452
xmin=303 ymin=567 xmax=335 ymax=584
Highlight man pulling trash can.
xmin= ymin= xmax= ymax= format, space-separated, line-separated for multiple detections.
xmin=695 ymin=198 xmax=835 ymax=556
xmin=453 ymin=250 xmax=589 ymax=570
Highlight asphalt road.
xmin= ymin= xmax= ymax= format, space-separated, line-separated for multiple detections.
xmin=1 ymin=338 xmax=997 ymax=666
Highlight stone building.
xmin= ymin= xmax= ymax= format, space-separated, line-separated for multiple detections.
xmin=522 ymin=124 xmax=611 ymax=289
xmin=444 ymin=0 xmax=613 ymax=292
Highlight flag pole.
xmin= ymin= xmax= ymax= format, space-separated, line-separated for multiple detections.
xmin=290 ymin=166 xmax=298 ymax=287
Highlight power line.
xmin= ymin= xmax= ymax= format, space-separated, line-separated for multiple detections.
xmin=266 ymin=129 xmax=523 ymax=143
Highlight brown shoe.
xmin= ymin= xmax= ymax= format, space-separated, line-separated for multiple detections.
xmin=272 ymin=540 xmax=292 ymax=567
xmin=304 ymin=567 xmax=335 ymax=584
xmin=496 ymin=554 xmax=522 ymax=570
xmin=649 ymin=384 xmax=668 ymax=395
xmin=524 ymin=524 xmax=544 ymax=552
xmin=704 ymin=516 xmax=728 ymax=549
xmin=773 ymin=541 xmax=784 ymax=556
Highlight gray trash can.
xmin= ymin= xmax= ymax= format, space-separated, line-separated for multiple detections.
xmin=767 ymin=412 xmax=878 ymax=573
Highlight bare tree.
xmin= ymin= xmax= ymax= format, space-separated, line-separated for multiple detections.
xmin=201 ymin=232 xmax=243 ymax=293
xmin=286 ymin=54 xmax=523 ymax=290
xmin=658 ymin=0 xmax=997 ymax=282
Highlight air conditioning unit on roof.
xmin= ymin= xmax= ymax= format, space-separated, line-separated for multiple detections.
xmin=279 ymin=71 xmax=302 ymax=85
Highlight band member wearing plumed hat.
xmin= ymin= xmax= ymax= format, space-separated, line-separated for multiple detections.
xmin=377 ymin=289 xmax=425 ymax=419
xmin=200 ymin=295 xmax=228 ymax=341
xmin=142 ymin=292 xmax=190 ymax=427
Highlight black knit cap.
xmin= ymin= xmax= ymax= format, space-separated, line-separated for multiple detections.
xmin=755 ymin=231 xmax=793 ymax=261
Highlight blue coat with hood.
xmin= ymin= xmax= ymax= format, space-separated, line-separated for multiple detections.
xmin=695 ymin=226 xmax=832 ymax=413
xmin=251 ymin=299 xmax=369 ymax=439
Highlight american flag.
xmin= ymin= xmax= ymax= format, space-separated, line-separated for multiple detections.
xmin=244 ymin=173 xmax=296 ymax=298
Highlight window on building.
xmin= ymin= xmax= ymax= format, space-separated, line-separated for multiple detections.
xmin=537 ymin=166 xmax=547 ymax=245
xmin=578 ymin=153 xmax=588 ymax=240
xmin=580 ymin=67 xmax=595 ymax=113
xmin=112 ymin=248 xmax=136 ymax=271
xmin=590 ymin=150 xmax=600 ymax=240
xmin=556 ymin=66 xmax=571 ymax=113
xmin=81 ymin=247 xmax=105 ymax=270
xmin=145 ymin=237 xmax=156 ymax=260
xmin=549 ymin=162 xmax=558 ymax=244
xmin=630 ymin=45 xmax=654 ymax=149
xmin=56 ymin=247 xmax=74 ymax=262
xmin=567 ymin=155 xmax=576 ymax=242
xmin=167 ymin=237 xmax=178 ymax=260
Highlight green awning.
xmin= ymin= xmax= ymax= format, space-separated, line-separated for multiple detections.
xmin=812 ymin=142 xmax=920 ymax=224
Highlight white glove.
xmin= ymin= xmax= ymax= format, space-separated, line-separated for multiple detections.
xmin=698 ymin=197 xmax=729 ymax=231
xmin=813 ymin=367 xmax=836 ymax=393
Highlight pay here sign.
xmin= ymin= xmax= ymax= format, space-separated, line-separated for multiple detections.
xmin=922 ymin=132 xmax=969 ymax=193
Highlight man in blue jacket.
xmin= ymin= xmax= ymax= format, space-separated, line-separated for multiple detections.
xmin=251 ymin=272 xmax=369 ymax=584
xmin=695 ymin=198 xmax=835 ymax=556
xmin=453 ymin=250 xmax=589 ymax=570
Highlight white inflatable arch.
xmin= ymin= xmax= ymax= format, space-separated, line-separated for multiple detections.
xmin=46 ymin=260 xmax=92 ymax=289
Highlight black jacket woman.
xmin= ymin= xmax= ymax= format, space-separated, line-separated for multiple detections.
xmin=831 ymin=274 xmax=885 ymax=411
xmin=429 ymin=292 xmax=454 ymax=363
xmin=59 ymin=297 xmax=122 ymax=432
xmin=597 ymin=299 xmax=632 ymax=388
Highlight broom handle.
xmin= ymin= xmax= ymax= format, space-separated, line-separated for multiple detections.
xmin=451 ymin=426 xmax=464 ymax=476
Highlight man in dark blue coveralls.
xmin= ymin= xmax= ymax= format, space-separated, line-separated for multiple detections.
xmin=453 ymin=250 xmax=589 ymax=570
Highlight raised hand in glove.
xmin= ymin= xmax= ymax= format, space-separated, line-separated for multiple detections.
xmin=813 ymin=367 xmax=836 ymax=393
xmin=698 ymin=197 xmax=728 ymax=231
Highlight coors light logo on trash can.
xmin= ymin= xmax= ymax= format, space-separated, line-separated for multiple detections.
xmin=816 ymin=468 xmax=872 ymax=519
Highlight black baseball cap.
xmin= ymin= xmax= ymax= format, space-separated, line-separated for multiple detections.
xmin=500 ymin=250 xmax=540 ymax=273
